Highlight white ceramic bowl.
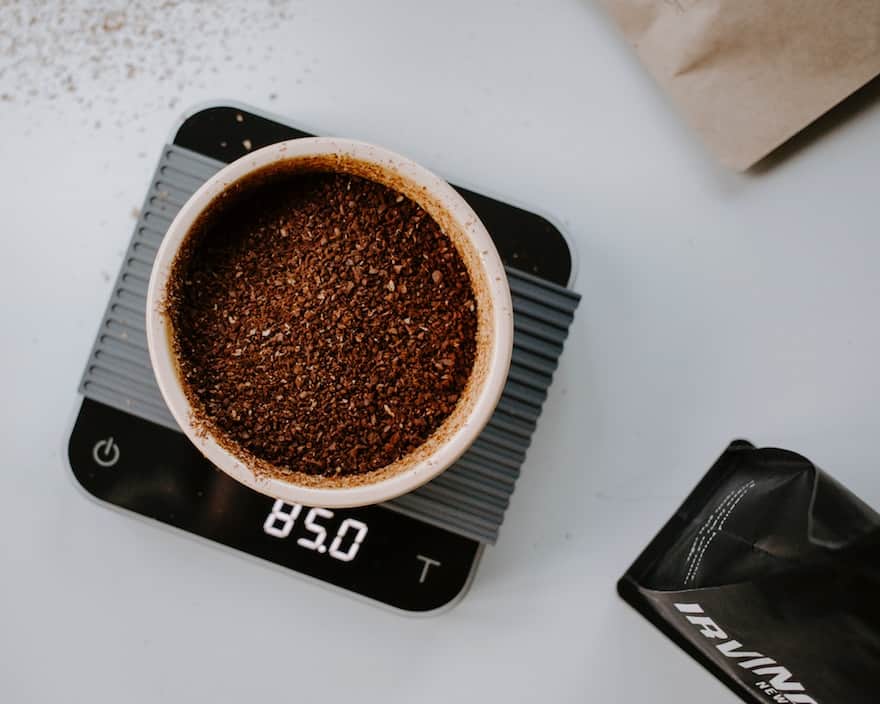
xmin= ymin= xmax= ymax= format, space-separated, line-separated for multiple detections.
xmin=146 ymin=137 xmax=513 ymax=508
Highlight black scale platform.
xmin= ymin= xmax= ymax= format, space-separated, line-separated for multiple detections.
xmin=67 ymin=105 xmax=579 ymax=612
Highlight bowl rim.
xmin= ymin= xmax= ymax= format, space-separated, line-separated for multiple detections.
xmin=145 ymin=137 xmax=513 ymax=508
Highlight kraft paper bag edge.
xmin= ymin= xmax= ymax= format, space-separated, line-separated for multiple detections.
xmin=598 ymin=0 xmax=880 ymax=170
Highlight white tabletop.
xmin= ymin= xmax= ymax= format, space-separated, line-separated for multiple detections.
xmin=3 ymin=2 xmax=879 ymax=702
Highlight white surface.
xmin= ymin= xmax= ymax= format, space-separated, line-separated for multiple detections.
xmin=146 ymin=136 xmax=514 ymax=509
xmin=2 ymin=1 xmax=879 ymax=702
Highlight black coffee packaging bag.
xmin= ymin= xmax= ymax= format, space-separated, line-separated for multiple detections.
xmin=619 ymin=440 xmax=880 ymax=704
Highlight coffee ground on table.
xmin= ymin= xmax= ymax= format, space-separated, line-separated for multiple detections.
xmin=167 ymin=170 xmax=478 ymax=479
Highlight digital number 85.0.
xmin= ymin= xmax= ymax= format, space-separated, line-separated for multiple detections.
xmin=263 ymin=500 xmax=368 ymax=562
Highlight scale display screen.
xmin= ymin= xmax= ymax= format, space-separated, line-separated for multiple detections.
xmin=70 ymin=399 xmax=479 ymax=612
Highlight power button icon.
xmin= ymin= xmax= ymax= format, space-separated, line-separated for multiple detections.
xmin=92 ymin=437 xmax=120 ymax=467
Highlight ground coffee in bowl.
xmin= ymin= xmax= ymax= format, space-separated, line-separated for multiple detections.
xmin=147 ymin=137 xmax=513 ymax=507
xmin=168 ymin=171 xmax=477 ymax=480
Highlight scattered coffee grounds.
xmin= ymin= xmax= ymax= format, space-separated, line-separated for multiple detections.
xmin=167 ymin=169 xmax=478 ymax=479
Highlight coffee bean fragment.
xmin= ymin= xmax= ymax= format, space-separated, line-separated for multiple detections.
xmin=167 ymin=170 xmax=477 ymax=478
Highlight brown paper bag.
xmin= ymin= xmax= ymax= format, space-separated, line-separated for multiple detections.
xmin=599 ymin=0 xmax=880 ymax=170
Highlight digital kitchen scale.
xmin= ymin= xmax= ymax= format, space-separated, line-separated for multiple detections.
xmin=67 ymin=105 xmax=580 ymax=613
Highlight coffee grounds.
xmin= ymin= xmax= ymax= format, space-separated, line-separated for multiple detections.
xmin=167 ymin=170 xmax=478 ymax=479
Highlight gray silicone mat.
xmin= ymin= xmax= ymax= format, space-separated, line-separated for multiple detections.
xmin=79 ymin=144 xmax=580 ymax=544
